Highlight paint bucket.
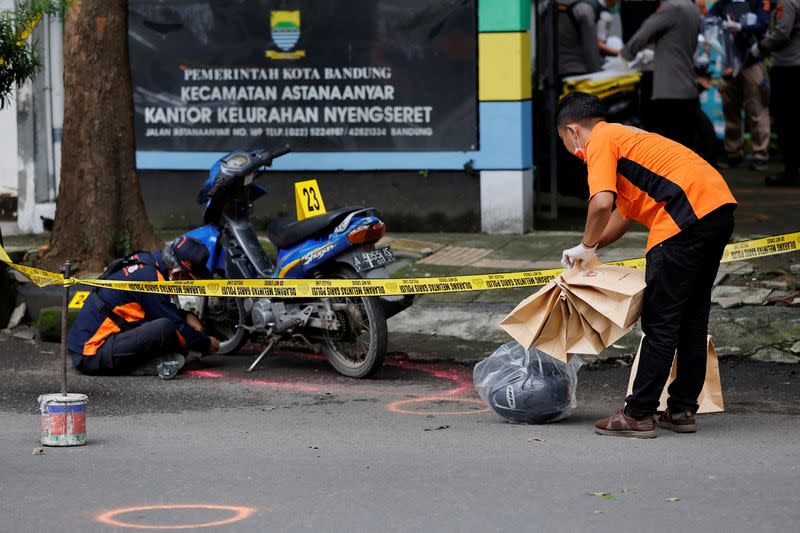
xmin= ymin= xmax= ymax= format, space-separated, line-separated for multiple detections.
xmin=38 ymin=393 xmax=88 ymax=446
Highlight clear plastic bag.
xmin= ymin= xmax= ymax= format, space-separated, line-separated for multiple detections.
xmin=473 ymin=342 xmax=583 ymax=424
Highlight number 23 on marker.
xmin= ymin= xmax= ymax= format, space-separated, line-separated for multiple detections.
xmin=294 ymin=179 xmax=327 ymax=221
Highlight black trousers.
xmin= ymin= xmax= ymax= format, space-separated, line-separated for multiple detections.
xmin=625 ymin=205 xmax=735 ymax=418
xmin=770 ymin=66 xmax=800 ymax=179
xmin=72 ymin=318 xmax=178 ymax=375
xmin=646 ymin=98 xmax=701 ymax=154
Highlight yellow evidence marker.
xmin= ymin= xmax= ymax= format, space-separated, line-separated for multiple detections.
xmin=294 ymin=179 xmax=327 ymax=221
xmin=68 ymin=290 xmax=90 ymax=309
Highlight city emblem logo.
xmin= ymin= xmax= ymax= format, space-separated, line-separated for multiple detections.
xmin=266 ymin=10 xmax=306 ymax=60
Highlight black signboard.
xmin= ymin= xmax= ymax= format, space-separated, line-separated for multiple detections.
xmin=129 ymin=0 xmax=478 ymax=152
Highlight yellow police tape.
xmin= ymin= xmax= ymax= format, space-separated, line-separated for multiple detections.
xmin=1 ymin=231 xmax=798 ymax=299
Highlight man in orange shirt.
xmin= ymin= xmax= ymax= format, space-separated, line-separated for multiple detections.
xmin=556 ymin=92 xmax=737 ymax=438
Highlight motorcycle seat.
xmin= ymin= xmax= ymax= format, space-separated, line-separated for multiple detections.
xmin=267 ymin=206 xmax=364 ymax=249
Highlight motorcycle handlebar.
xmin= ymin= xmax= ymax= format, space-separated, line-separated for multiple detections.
xmin=253 ymin=146 xmax=291 ymax=168
xmin=205 ymin=146 xmax=292 ymax=201
xmin=268 ymin=146 xmax=291 ymax=161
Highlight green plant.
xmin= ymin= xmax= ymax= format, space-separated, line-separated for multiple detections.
xmin=0 ymin=0 xmax=70 ymax=109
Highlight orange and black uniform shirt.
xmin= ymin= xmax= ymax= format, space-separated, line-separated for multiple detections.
xmin=585 ymin=121 xmax=737 ymax=252
xmin=66 ymin=251 xmax=211 ymax=361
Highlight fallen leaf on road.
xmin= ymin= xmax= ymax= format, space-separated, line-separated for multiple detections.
xmin=665 ymin=497 xmax=680 ymax=503
xmin=32 ymin=448 xmax=44 ymax=455
xmin=527 ymin=437 xmax=544 ymax=443
xmin=593 ymin=510 xmax=606 ymax=514
xmin=621 ymin=487 xmax=638 ymax=494
xmin=261 ymin=405 xmax=277 ymax=411
xmin=426 ymin=415 xmax=435 ymax=419
xmin=586 ymin=492 xmax=616 ymax=500
xmin=424 ymin=425 xmax=450 ymax=432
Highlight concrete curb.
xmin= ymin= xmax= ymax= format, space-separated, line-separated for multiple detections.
xmin=388 ymin=302 xmax=800 ymax=364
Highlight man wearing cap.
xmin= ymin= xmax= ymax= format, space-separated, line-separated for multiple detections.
xmin=67 ymin=236 xmax=220 ymax=379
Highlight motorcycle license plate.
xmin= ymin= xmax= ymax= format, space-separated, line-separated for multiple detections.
xmin=352 ymin=247 xmax=395 ymax=273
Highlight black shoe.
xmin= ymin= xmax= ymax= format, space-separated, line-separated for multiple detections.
xmin=765 ymin=173 xmax=800 ymax=187
xmin=750 ymin=159 xmax=768 ymax=172
xmin=717 ymin=154 xmax=743 ymax=169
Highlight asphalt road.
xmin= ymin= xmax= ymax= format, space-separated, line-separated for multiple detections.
xmin=1 ymin=334 xmax=798 ymax=532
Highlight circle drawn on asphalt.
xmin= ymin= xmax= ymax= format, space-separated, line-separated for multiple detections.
xmin=94 ymin=504 xmax=257 ymax=530
xmin=386 ymin=396 xmax=490 ymax=416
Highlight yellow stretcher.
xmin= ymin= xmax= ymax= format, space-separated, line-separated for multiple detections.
xmin=561 ymin=71 xmax=642 ymax=100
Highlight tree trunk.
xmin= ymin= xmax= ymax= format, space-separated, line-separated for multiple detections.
xmin=41 ymin=0 xmax=160 ymax=272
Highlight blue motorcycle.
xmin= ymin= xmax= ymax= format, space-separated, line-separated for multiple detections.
xmin=182 ymin=147 xmax=411 ymax=378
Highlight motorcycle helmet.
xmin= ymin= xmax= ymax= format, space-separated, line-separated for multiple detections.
xmin=476 ymin=343 xmax=576 ymax=424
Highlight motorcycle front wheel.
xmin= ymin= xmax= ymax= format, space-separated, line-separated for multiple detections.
xmin=199 ymin=296 xmax=248 ymax=355
xmin=317 ymin=264 xmax=388 ymax=378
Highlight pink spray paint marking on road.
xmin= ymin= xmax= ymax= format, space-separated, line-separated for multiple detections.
xmin=186 ymin=368 xmax=327 ymax=393
xmin=265 ymin=350 xmax=476 ymax=396
xmin=387 ymin=359 xmax=474 ymax=396
xmin=185 ymin=352 xmax=478 ymax=398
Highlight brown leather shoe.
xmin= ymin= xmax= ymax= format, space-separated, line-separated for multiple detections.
xmin=594 ymin=409 xmax=656 ymax=438
xmin=656 ymin=409 xmax=696 ymax=433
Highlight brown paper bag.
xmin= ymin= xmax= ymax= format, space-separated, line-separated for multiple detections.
xmin=559 ymin=263 xmax=646 ymax=328
xmin=533 ymin=295 xmax=571 ymax=362
xmin=626 ymin=335 xmax=724 ymax=414
xmin=562 ymin=290 xmax=628 ymax=347
xmin=500 ymin=262 xmax=646 ymax=360
xmin=498 ymin=281 xmax=561 ymax=350
xmin=564 ymin=297 xmax=607 ymax=355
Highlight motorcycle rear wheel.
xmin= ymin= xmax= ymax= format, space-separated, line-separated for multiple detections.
xmin=317 ymin=264 xmax=388 ymax=378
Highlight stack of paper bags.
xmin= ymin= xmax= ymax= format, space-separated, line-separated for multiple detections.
xmin=499 ymin=260 xmax=646 ymax=363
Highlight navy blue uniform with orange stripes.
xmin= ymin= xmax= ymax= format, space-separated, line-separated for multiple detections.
xmin=67 ymin=251 xmax=211 ymax=373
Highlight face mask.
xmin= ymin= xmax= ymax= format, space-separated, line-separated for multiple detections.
xmin=569 ymin=128 xmax=586 ymax=162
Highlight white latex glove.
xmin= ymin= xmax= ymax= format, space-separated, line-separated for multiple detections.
xmin=629 ymin=49 xmax=654 ymax=68
xmin=561 ymin=242 xmax=598 ymax=271
xmin=602 ymin=55 xmax=630 ymax=71
xmin=722 ymin=19 xmax=742 ymax=32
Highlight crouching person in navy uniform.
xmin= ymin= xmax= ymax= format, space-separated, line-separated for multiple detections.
xmin=67 ymin=237 xmax=220 ymax=379
xmin=555 ymin=92 xmax=737 ymax=438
